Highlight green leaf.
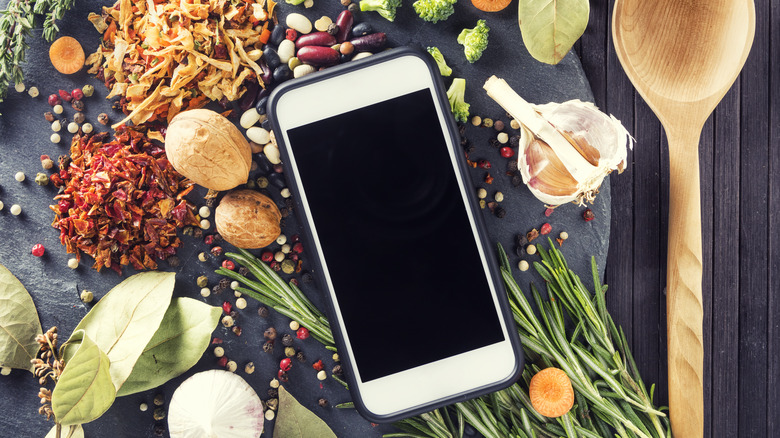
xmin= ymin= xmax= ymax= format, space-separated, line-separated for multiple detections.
xmin=45 ymin=424 xmax=84 ymax=438
xmin=274 ymin=386 xmax=337 ymax=438
xmin=518 ymin=0 xmax=589 ymax=65
xmin=117 ymin=298 xmax=221 ymax=396
xmin=52 ymin=331 xmax=115 ymax=426
xmin=64 ymin=271 xmax=175 ymax=392
xmin=0 ymin=263 xmax=42 ymax=372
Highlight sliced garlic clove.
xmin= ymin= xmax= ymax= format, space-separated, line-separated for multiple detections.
xmin=168 ymin=370 xmax=264 ymax=438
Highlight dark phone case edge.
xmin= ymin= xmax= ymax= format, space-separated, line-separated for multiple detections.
xmin=266 ymin=46 xmax=524 ymax=424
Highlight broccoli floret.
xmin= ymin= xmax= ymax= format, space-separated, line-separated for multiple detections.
xmin=413 ymin=0 xmax=456 ymax=23
xmin=457 ymin=19 xmax=489 ymax=63
xmin=426 ymin=47 xmax=452 ymax=76
xmin=360 ymin=0 xmax=402 ymax=21
xmin=446 ymin=78 xmax=469 ymax=123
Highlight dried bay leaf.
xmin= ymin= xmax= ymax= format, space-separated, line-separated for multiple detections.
xmin=117 ymin=297 xmax=222 ymax=396
xmin=518 ymin=0 xmax=589 ymax=65
xmin=45 ymin=424 xmax=84 ymax=438
xmin=274 ymin=386 xmax=337 ymax=438
xmin=52 ymin=330 xmax=115 ymax=426
xmin=63 ymin=271 xmax=175 ymax=392
xmin=0 ymin=263 xmax=42 ymax=372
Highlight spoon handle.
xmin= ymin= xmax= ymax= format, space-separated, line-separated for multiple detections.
xmin=666 ymin=128 xmax=704 ymax=438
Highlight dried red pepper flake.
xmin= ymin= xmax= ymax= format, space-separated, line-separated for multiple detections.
xmin=526 ymin=228 xmax=540 ymax=242
xmin=540 ymin=223 xmax=552 ymax=235
xmin=312 ymin=360 xmax=324 ymax=371
xmin=484 ymin=173 xmax=494 ymax=184
xmin=544 ymin=208 xmax=554 ymax=217
xmin=217 ymin=356 xmax=228 ymax=368
xmin=222 ymin=301 xmax=233 ymax=314
xmin=49 ymin=127 xmax=198 ymax=274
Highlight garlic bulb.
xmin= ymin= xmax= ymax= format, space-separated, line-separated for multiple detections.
xmin=168 ymin=370 xmax=264 ymax=438
xmin=484 ymin=76 xmax=632 ymax=206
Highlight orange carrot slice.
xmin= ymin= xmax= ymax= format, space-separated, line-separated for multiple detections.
xmin=528 ymin=367 xmax=575 ymax=418
xmin=471 ymin=0 xmax=512 ymax=12
xmin=49 ymin=36 xmax=85 ymax=75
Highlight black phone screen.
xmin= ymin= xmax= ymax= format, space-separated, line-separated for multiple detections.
xmin=287 ymin=88 xmax=505 ymax=382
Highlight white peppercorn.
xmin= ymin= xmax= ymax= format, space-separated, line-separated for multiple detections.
xmin=270 ymin=378 xmax=280 ymax=388
xmin=276 ymin=234 xmax=287 ymax=245
xmin=560 ymin=231 xmax=569 ymax=240
xmin=199 ymin=206 xmax=211 ymax=218
xmin=317 ymin=370 xmax=327 ymax=380
xmin=14 ymin=172 xmax=25 ymax=182
xmin=200 ymin=219 xmax=210 ymax=229
xmin=200 ymin=287 xmax=211 ymax=297
xmin=82 ymin=123 xmax=93 ymax=134
xmin=518 ymin=260 xmax=529 ymax=271
xmin=274 ymin=251 xmax=285 ymax=262
xmin=50 ymin=133 xmax=61 ymax=143
xmin=495 ymin=192 xmax=504 ymax=202
xmin=67 ymin=258 xmax=79 ymax=269
xmin=67 ymin=122 xmax=79 ymax=133
xmin=510 ymin=119 xmax=520 ymax=130
xmin=281 ymin=244 xmax=291 ymax=254
xmin=227 ymin=361 xmax=237 ymax=372
xmin=28 ymin=87 xmax=39 ymax=98
xmin=477 ymin=188 xmax=487 ymax=199
xmin=10 ymin=204 xmax=21 ymax=215
xmin=214 ymin=346 xmax=225 ymax=358
xmin=230 ymin=281 xmax=240 ymax=290
xmin=526 ymin=244 xmax=537 ymax=255
xmin=51 ymin=120 xmax=62 ymax=132
xmin=265 ymin=410 xmax=275 ymax=421
xmin=53 ymin=104 xmax=64 ymax=114
xmin=280 ymin=188 xmax=291 ymax=198
xmin=236 ymin=297 xmax=247 ymax=309
xmin=497 ymin=132 xmax=509 ymax=144
xmin=14 ymin=82 xmax=24 ymax=92
xmin=289 ymin=320 xmax=300 ymax=330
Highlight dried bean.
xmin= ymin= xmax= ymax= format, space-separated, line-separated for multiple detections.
xmin=335 ymin=10 xmax=353 ymax=43
xmin=270 ymin=25 xmax=286 ymax=46
xmin=296 ymin=46 xmax=339 ymax=66
xmin=278 ymin=39 xmax=296 ymax=63
xmin=351 ymin=22 xmax=373 ymax=36
xmin=263 ymin=47 xmax=281 ymax=70
xmin=350 ymin=33 xmax=386 ymax=52
xmin=295 ymin=32 xmax=337 ymax=49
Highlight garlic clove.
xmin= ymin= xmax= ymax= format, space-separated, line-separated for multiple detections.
xmin=168 ymin=370 xmax=264 ymax=438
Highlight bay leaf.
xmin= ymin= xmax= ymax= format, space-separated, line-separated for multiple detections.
xmin=64 ymin=271 xmax=175 ymax=392
xmin=52 ymin=330 xmax=115 ymax=426
xmin=518 ymin=0 xmax=590 ymax=65
xmin=274 ymin=386 xmax=337 ymax=438
xmin=0 ymin=263 xmax=43 ymax=372
xmin=45 ymin=424 xmax=85 ymax=438
xmin=117 ymin=297 xmax=221 ymax=396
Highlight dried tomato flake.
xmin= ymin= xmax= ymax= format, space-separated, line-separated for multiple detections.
xmin=49 ymin=128 xmax=198 ymax=274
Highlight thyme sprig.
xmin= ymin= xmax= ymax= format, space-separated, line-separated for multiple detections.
xmin=0 ymin=0 xmax=74 ymax=103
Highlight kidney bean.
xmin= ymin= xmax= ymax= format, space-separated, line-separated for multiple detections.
xmin=350 ymin=32 xmax=386 ymax=53
xmin=239 ymin=80 xmax=259 ymax=111
xmin=335 ymin=10 xmax=353 ymax=43
xmin=351 ymin=22 xmax=373 ymax=37
xmin=296 ymin=46 xmax=340 ymax=66
xmin=263 ymin=47 xmax=281 ymax=69
xmin=295 ymin=32 xmax=337 ymax=49
xmin=258 ymin=58 xmax=273 ymax=84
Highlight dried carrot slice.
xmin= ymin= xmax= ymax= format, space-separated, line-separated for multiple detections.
xmin=528 ymin=367 xmax=575 ymax=418
xmin=49 ymin=36 xmax=85 ymax=74
xmin=471 ymin=0 xmax=512 ymax=12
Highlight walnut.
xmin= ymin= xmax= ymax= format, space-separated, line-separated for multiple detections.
xmin=165 ymin=109 xmax=251 ymax=191
xmin=215 ymin=190 xmax=281 ymax=249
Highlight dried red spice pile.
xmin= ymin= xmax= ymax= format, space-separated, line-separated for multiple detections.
xmin=50 ymin=127 xmax=198 ymax=273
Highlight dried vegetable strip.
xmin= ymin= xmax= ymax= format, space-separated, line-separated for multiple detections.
xmin=49 ymin=128 xmax=199 ymax=274
xmin=85 ymin=0 xmax=277 ymax=128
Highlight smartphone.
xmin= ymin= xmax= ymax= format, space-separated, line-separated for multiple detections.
xmin=268 ymin=47 xmax=522 ymax=423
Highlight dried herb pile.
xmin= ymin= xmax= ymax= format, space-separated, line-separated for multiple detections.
xmin=50 ymin=128 xmax=198 ymax=273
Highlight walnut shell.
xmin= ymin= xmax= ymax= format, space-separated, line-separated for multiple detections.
xmin=165 ymin=109 xmax=251 ymax=191
xmin=215 ymin=190 xmax=281 ymax=249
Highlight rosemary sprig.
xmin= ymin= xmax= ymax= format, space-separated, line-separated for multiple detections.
xmin=0 ymin=0 xmax=74 ymax=103
xmin=218 ymin=243 xmax=670 ymax=438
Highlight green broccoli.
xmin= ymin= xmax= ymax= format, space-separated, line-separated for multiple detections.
xmin=446 ymin=78 xmax=469 ymax=123
xmin=360 ymin=0 xmax=402 ymax=21
xmin=426 ymin=47 xmax=452 ymax=76
xmin=457 ymin=19 xmax=489 ymax=63
xmin=413 ymin=0 xmax=456 ymax=23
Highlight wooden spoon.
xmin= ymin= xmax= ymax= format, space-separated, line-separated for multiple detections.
xmin=612 ymin=1 xmax=755 ymax=437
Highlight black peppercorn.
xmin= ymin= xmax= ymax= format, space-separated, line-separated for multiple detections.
xmin=264 ymin=327 xmax=277 ymax=340
xmin=219 ymin=278 xmax=230 ymax=289
xmin=213 ymin=233 xmax=224 ymax=242
xmin=318 ymin=398 xmax=329 ymax=407
xmin=258 ymin=306 xmax=270 ymax=318
xmin=232 ymin=326 xmax=242 ymax=336
xmin=495 ymin=207 xmax=506 ymax=218
xmin=193 ymin=228 xmax=203 ymax=238
xmin=296 ymin=350 xmax=306 ymax=362
xmin=488 ymin=138 xmax=501 ymax=149
xmin=268 ymin=388 xmax=279 ymax=398
xmin=302 ymin=273 xmax=313 ymax=283
xmin=97 ymin=113 xmax=109 ymax=125
xmin=326 ymin=22 xmax=339 ymax=35
xmin=71 ymin=99 xmax=84 ymax=111
xmin=282 ymin=333 xmax=294 ymax=346
xmin=167 ymin=256 xmax=180 ymax=267
xmin=263 ymin=341 xmax=274 ymax=353
xmin=332 ymin=364 xmax=343 ymax=377
xmin=507 ymin=160 xmax=518 ymax=172
xmin=238 ymin=266 xmax=249 ymax=276
xmin=347 ymin=2 xmax=359 ymax=12
xmin=280 ymin=207 xmax=290 ymax=218
xmin=153 ymin=424 xmax=165 ymax=436
xmin=210 ymin=246 xmax=224 ymax=256
xmin=509 ymin=135 xmax=521 ymax=148
xmin=511 ymin=175 xmax=523 ymax=187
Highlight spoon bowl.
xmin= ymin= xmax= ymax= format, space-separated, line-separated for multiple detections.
xmin=612 ymin=1 xmax=755 ymax=437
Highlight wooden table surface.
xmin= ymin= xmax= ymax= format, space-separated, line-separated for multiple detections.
xmin=576 ymin=1 xmax=778 ymax=436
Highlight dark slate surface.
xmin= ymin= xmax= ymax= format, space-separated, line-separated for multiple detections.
xmin=0 ymin=0 xmax=610 ymax=437
xmin=579 ymin=1 xmax=780 ymax=437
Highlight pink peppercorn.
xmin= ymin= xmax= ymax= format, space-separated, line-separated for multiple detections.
xmin=58 ymin=89 xmax=72 ymax=102
xmin=540 ymin=223 xmax=552 ymax=235
xmin=500 ymin=147 xmax=515 ymax=158
xmin=47 ymin=94 xmax=61 ymax=106
xmin=71 ymin=88 xmax=84 ymax=100
xmin=261 ymin=251 xmax=274 ymax=262
xmin=292 ymin=242 xmax=304 ymax=254
xmin=217 ymin=356 xmax=228 ymax=367
xmin=296 ymin=327 xmax=310 ymax=340
xmin=32 ymin=244 xmax=45 ymax=257
xmin=280 ymin=357 xmax=292 ymax=372
xmin=204 ymin=235 xmax=214 ymax=245
xmin=286 ymin=29 xmax=298 ymax=40
xmin=222 ymin=301 xmax=232 ymax=314
xmin=221 ymin=260 xmax=235 ymax=270
xmin=544 ymin=208 xmax=554 ymax=217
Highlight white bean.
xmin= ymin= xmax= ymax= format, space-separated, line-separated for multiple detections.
xmin=265 ymin=143 xmax=281 ymax=164
xmin=293 ymin=64 xmax=316 ymax=78
xmin=285 ymin=13 xmax=312 ymax=34
xmin=278 ymin=39 xmax=296 ymax=64
xmin=246 ymin=127 xmax=270 ymax=145
xmin=240 ymin=108 xmax=261 ymax=129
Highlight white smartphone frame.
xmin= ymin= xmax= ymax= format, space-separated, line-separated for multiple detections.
xmin=269 ymin=48 xmax=522 ymax=422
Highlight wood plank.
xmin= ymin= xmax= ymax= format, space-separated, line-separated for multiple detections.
xmin=580 ymin=1 xmax=608 ymax=107
xmin=603 ymin=0 xmax=635 ymax=352
xmin=767 ymin=0 xmax=779 ymax=434
xmin=631 ymin=94 xmax=664 ymax=404
xmin=698 ymin=112 xmax=715 ymax=438
xmin=738 ymin=0 xmax=770 ymax=434
xmin=710 ymin=85 xmax=741 ymax=438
